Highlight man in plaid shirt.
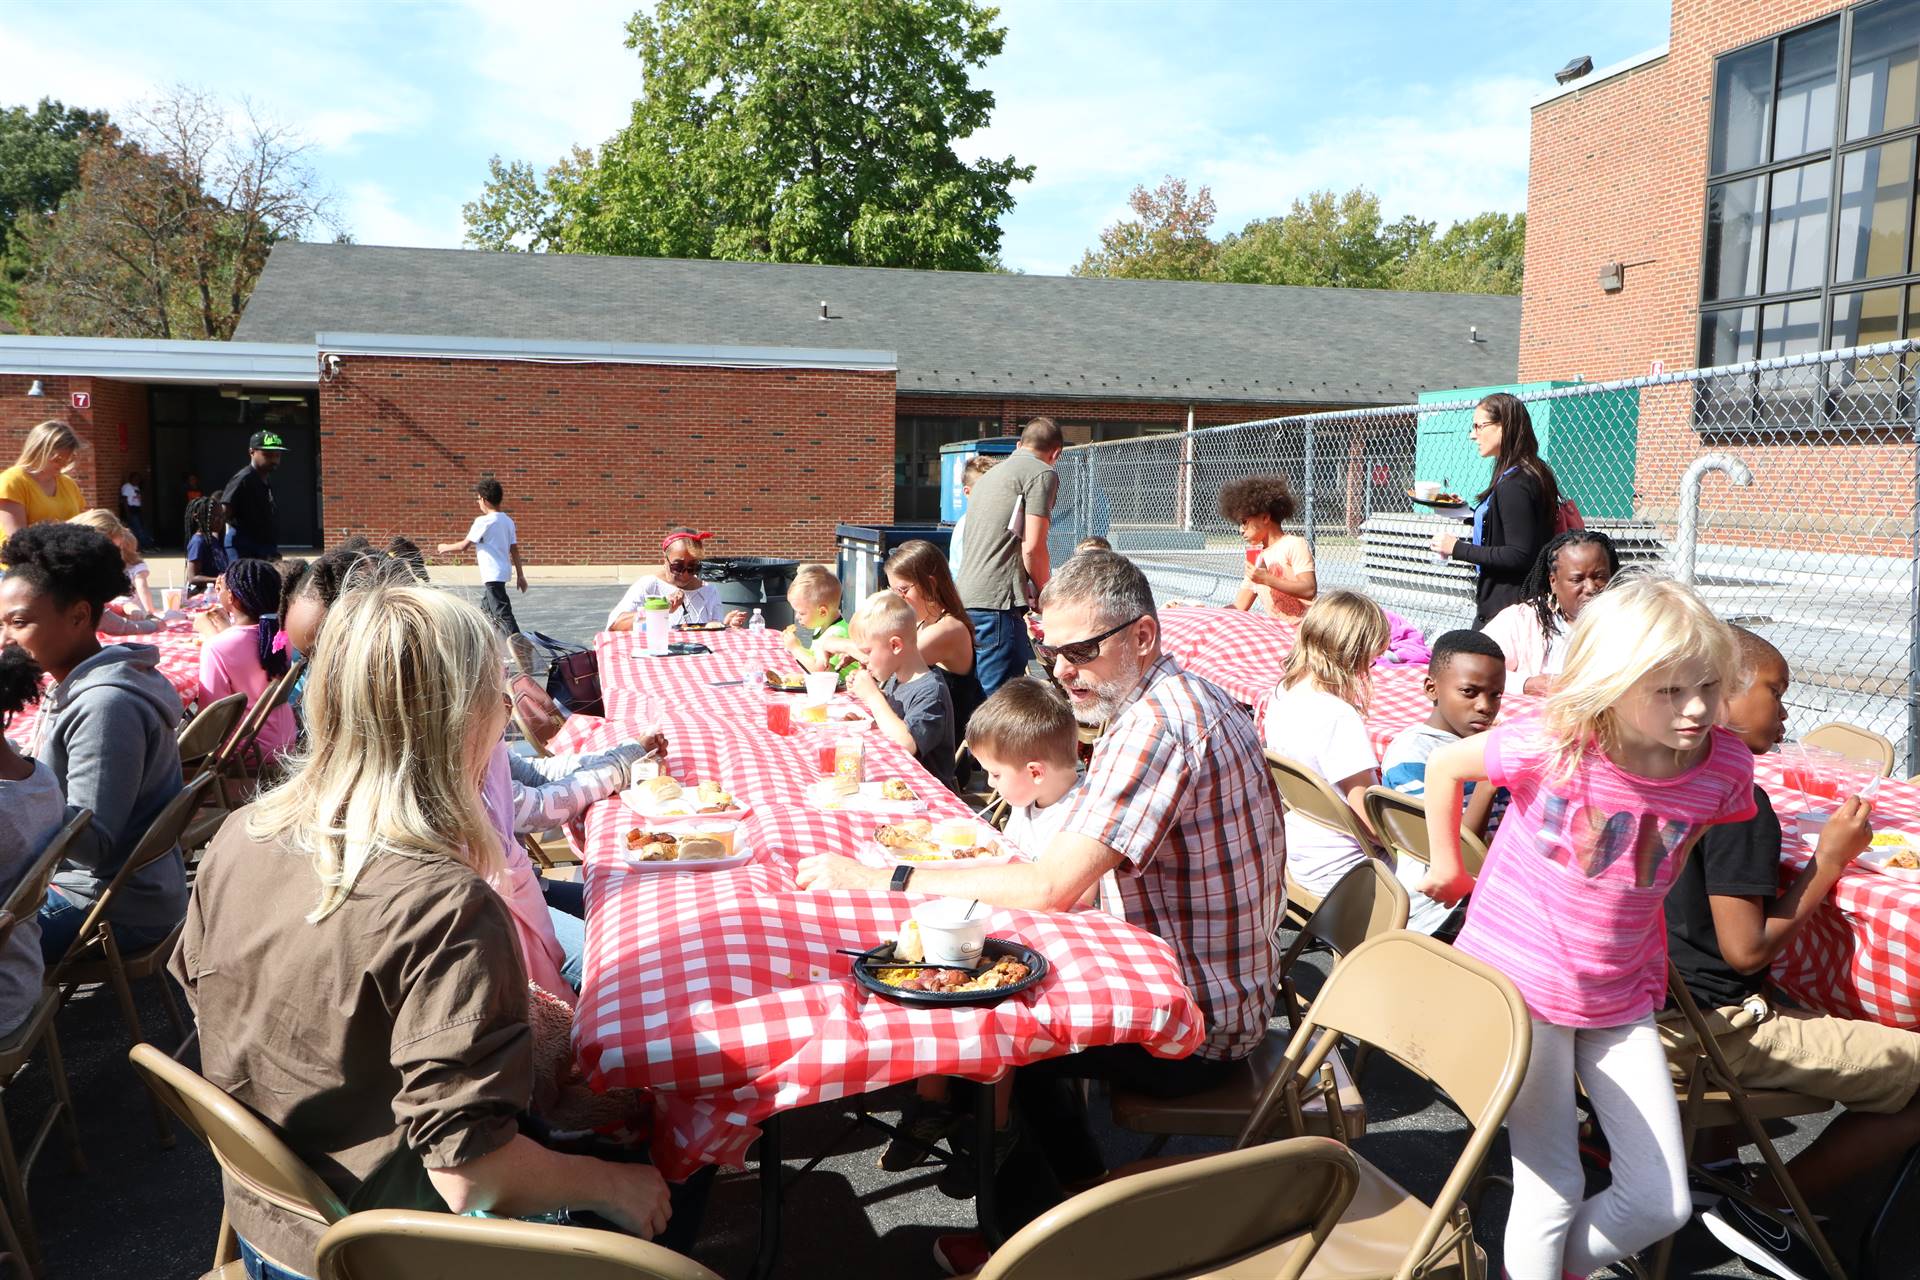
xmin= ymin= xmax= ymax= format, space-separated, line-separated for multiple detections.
xmin=800 ymin=552 xmax=1286 ymax=1240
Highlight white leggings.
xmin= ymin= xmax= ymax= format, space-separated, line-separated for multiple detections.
xmin=1503 ymin=1017 xmax=1690 ymax=1280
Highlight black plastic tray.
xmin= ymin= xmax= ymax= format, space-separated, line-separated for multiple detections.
xmin=850 ymin=937 xmax=1049 ymax=1006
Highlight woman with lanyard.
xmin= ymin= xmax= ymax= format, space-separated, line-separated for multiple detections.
xmin=1429 ymin=392 xmax=1560 ymax=627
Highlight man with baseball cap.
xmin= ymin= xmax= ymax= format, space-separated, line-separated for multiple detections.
xmin=221 ymin=430 xmax=286 ymax=561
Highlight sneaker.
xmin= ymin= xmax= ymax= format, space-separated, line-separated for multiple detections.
xmin=936 ymin=1122 xmax=1021 ymax=1200
xmin=876 ymin=1096 xmax=960 ymax=1172
xmin=932 ymin=1231 xmax=993 ymax=1276
xmin=1700 ymin=1196 xmax=1826 ymax=1280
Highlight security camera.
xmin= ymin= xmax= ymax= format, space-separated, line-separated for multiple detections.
xmin=321 ymin=353 xmax=341 ymax=379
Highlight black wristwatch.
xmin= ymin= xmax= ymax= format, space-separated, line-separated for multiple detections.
xmin=889 ymin=864 xmax=915 ymax=893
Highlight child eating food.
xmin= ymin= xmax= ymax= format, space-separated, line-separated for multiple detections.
xmin=966 ymin=676 xmax=1082 ymax=859
xmin=1219 ymin=475 xmax=1316 ymax=619
xmin=846 ymin=590 xmax=956 ymax=794
xmin=784 ymin=564 xmax=860 ymax=675
xmin=606 ymin=528 xmax=746 ymax=631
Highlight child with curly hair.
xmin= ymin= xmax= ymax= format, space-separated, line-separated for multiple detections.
xmin=1219 ymin=475 xmax=1316 ymax=619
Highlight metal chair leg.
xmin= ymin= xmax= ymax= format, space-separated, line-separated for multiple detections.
xmin=0 ymin=1095 xmax=38 ymax=1272
xmin=39 ymin=1026 xmax=82 ymax=1175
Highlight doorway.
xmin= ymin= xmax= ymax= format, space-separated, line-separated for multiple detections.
xmin=149 ymin=387 xmax=321 ymax=550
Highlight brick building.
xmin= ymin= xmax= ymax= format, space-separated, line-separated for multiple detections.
xmin=1521 ymin=0 xmax=1918 ymax=548
xmin=0 ymin=243 xmax=1519 ymax=562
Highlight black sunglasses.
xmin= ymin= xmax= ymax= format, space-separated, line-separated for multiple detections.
xmin=666 ymin=558 xmax=701 ymax=574
xmin=1032 ymin=615 xmax=1144 ymax=667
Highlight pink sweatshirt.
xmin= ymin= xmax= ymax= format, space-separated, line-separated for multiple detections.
xmin=197 ymin=623 xmax=295 ymax=763
xmin=1453 ymin=719 xmax=1755 ymax=1027
xmin=481 ymin=744 xmax=574 ymax=1004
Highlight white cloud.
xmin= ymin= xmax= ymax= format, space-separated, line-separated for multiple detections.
xmin=440 ymin=0 xmax=649 ymax=161
xmin=343 ymin=181 xmax=468 ymax=250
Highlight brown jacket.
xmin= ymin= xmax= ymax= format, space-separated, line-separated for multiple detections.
xmin=169 ymin=809 xmax=532 ymax=1271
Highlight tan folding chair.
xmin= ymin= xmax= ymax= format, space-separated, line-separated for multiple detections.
xmin=1648 ymin=965 xmax=1845 ymax=1280
xmin=1225 ymin=931 xmax=1530 ymax=1279
xmin=50 ymin=772 xmax=216 ymax=1141
xmin=1801 ymin=721 xmax=1896 ymax=778
xmin=177 ymin=693 xmax=248 ymax=781
xmin=183 ymin=660 xmax=304 ymax=849
xmin=129 ymin=1044 xmax=346 ymax=1279
xmin=1363 ymin=786 xmax=1491 ymax=879
xmin=963 ymin=1136 xmax=1359 ymax=1280
xmin=1110 ymin=860 xmax=1406 ymax=1150
xmin=1269 ymin=751 xmax=1380 ymax=928
xmin=0 ymin=811 xmax=92 ymax=1270
xmin=313 ymin=1208 xmax=725 ymax=1280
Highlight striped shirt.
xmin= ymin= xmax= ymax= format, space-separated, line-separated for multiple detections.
xmin=1454 ymin=719 xmax=1755 ymax=1028
xmin=1059 ymin=655 xmax=1287 ymax=1061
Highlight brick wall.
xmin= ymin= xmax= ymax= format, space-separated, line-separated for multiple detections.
xmin=1519 ymin=0 xmax=1877 ymax=547
xmin=0 ymin=374 xmax=152 ymax=513
xmin=895 ymin=394 xmax=1348 ymax=434
xmin=317 ymin=356 xmax=897 ymax=563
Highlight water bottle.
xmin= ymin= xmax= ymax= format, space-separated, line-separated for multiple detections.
xmin=643 ymin=596 xmax=671 ymax=657
xmin=748 ymin=608 xmax=766 ymax=632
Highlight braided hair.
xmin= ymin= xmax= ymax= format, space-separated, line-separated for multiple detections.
xmin=1525 ymin=530 xmax=1621 ymax=641
xmin=224 ymin=558 xmax=289 ymax=678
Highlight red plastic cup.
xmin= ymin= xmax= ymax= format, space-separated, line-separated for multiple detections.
xmin=1244 ymin=546 xmax=1261 ymax=568
xmin=816 ymin=743 xmax=838 ymax=775
xmin=765 ymin=700 xmax=792 ymax=736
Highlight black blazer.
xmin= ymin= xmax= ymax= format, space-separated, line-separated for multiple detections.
xmin=1451 ymin=468 xmax=1551 ymax=627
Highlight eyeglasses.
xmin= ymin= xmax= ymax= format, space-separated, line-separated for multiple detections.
xmin=666 ymin=559 xmax=701 ymax=574
xmin=1032 ymin=615 xmax=1144 ymax=667
xmin=1468 ymin=420 xmax=1496 ymax=434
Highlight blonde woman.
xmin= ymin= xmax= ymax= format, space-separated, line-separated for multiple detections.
xmin=1261 ymin=591 xmax=1454 ymax=934
xmin=1420 ymin=578 xmax=1755 ymax=1279
xmin=69 ymin=508 xmax=160 ymax=620
xmin=0 ymin=421 xmax=85 ymax=540
xmin=170 ymin=584 xmax=672 ymax=1278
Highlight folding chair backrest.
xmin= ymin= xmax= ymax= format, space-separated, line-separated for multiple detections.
xmin=128 ymin=1044 xmax=346 ymax=1227
xmin=1268 ymin=751 xmax=1374 ymax=849
xmin=1363 ymin=785 xmax=1491 ymax=878
xmin=979 ymin=1137 xmax=1360 ymax=1280
xmin=1297 ymin=858 xmax=1409 ymax=959
xmin=0 ymin=809 xmax=90 ymax=939
xmin=51 ymin=774 xmax=213 ymax=976
xmin=314 ymin=1209 xmax=725 ymax=1280
xmin=1801 ymin=721 xmax=1896 ymax=777
xmin=231 ymin=658 xmax=304 ymax=752
xmin=177 ymin=694 xmax=247 ymax=776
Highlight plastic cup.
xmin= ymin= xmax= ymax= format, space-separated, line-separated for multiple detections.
xmin=815 ymin=743 xmax=838 ymax=775
xmin=765 ymin=700 xmax=792 ymax=736
xmin=1244 ymin=546 xmax=1261 ymax=568
xmin=804 ymin=672 xmax=839 ymax=701
xmin=161 ymin=587 xmax=183 ymax=612
xmin=1414 ymin=480 xmax=1441 ymax=500
xmin=912 ymin=898 xmax=988 ymax=968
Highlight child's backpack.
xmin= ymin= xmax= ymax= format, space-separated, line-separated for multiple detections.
xmin=1553 ymin=496 xmax=1585 ymax=535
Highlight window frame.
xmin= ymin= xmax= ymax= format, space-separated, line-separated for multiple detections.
xmin=1697 ymin=1 xmax=1920 ymax=367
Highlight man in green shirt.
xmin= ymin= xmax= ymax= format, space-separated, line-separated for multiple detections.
xmin=954 ymin=418 xmax=1064 ymax=696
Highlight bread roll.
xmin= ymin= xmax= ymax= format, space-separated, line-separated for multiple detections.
xmin=895 ymin=920 xmax=925 ymax=964
xmin=637 ymin=776 xmax=682 ymax=804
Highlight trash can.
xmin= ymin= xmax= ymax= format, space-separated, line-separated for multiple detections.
xmin=834 ymin=525 xmax=953 ymax=616
xmin=700 ymin=556 xmax=802 ymax=628
xmin=939 ymin=437 xmax=1019 ymax=523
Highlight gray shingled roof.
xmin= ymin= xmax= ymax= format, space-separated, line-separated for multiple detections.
xmin=236 ymin=242 xmax=1519 ymax=405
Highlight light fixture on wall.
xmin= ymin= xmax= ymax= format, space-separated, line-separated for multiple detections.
xmin=1600 ymin=258 xmax=1654 ymax=294
xmin=25 ymin=379 xmax=44 ymax=397
xmin=1555 ymin=55 xmax=1593 ymax=85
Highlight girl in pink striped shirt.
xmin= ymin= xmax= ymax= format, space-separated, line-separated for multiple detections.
xmin=1420 ymin=578 xmax=1754 ymax=1279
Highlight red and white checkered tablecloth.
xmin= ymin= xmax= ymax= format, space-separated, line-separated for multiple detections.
xmin=1160 ymin=603 xmax=1918 ymax=1030
xmin=5 ymin=622 xmax=203 ymax=750
xmin=595 ymin=627 xmax=794 ymax=724
xmin=558 ymin=643 xmax=1207 ymax=1178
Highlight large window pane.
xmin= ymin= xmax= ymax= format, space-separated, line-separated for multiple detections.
xmin=1831 ymin=285 xmax=1907 ymax=346
xmin=1836 ymin=139 xmax=1916 ymax=282
xmin=1773 ymin=20 xmax=1839 ymax=161
xmin=1712 ymin=43 xmax=1775 ymax=173
xmin=1759 ymin=297 xmax=1824 ymax=358
xmin=1764 ymin=160 xmax=1831 ymax=293
xmin=1846 ymin=0 xmax=1920 ymax=141
xmin=1703 ymin=176 xmax=1766 ymax=300
xmin=1700 ymin=306 xmax=1758 ymax=367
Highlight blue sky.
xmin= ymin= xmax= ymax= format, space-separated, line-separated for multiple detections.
xmin=1 ymin=0 xmax=1670 ymax=275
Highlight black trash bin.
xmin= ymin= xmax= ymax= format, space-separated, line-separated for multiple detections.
xmin=834 ymin=525 xmax=953 ymax=616
xmin=700 ymin=556 xmax=802 ymax=628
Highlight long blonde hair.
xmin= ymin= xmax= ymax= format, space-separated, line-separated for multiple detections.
xmin=69 ymin=509 xmax=137 ymax=564
xmin=1543 ymin=576 xmax=1739 ymax=780
xmin=248 ymin=583 xmax=506 ymax=922
xmin=1280 ymin=590 xmax=1389 ymax=710
xmin=15 ymin=421 xmax=80 ymax=474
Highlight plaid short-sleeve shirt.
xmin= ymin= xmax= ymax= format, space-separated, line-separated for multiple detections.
xmin=1059 ymin=655 xmax=1286 ymax=1060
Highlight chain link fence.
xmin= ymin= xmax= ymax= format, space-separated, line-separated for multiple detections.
xmin=1050 ymin=339 xmax=1920 ymax=769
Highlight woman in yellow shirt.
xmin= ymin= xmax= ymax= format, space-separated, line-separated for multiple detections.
xmin=0 ymin=421 xmax=85 ymax=539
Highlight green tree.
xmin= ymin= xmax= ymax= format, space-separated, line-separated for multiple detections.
xmin=1072 ymin=176 xmax=1219 ymax=280
xmin=469 ymin=0 xmax=1033 ymax=271
xmin=1394 ymin=211 xmax=1526 ymax=294
xmin=15 ymin=87 xmax=338 ymax=339
xmin=1214 ymin=188 xmax=1399 ymax=288
xmin=0 ymin=99 xmax=113 ymax=325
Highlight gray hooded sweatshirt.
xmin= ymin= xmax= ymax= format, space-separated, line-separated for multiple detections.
xmin=32 ymin=644 xmax=187 ymax=931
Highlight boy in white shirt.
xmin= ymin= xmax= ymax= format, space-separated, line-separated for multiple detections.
xmin=967 ymin=676 xmax=1082 ymax=858
xmin=437 ymin=478 xmax=527 ymax=635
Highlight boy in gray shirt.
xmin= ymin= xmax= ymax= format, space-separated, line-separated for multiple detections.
xmin=845 ymin=591 xmax=958 ymax=795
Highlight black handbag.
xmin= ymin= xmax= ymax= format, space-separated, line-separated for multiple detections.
xmin=528 ymin=632 xmax=604 ymax=718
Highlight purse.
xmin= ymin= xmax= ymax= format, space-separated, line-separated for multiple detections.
xmin=528 ymin=632 xmax=604 ymax=718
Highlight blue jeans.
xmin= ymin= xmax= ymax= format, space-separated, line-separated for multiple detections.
xmin=967 ymin=608 xmax=1034 ymax=699
xmin=541 ymin=877 xmax=586 ymax=991
xmin=38 ymin=888 xmax=176 ymax=964
xmin=239 ymin=1236 xmax=311 ymax=1280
